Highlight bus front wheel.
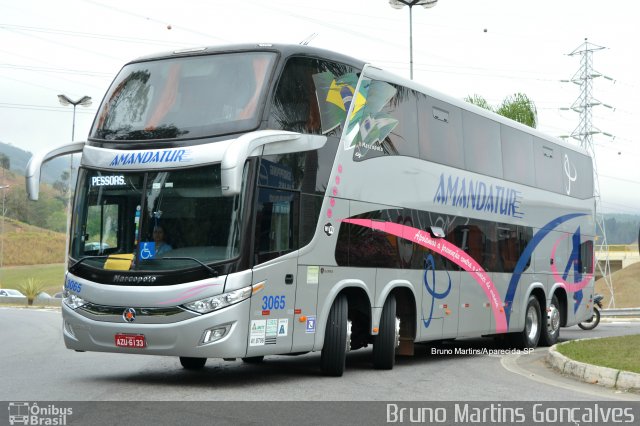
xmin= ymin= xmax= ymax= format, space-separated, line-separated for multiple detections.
xmin=320 ymin=294 xmax=349 ymax=377
xmin=179 ymin=357 xmax=207 ymax=370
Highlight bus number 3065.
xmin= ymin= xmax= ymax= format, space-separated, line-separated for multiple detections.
xmin=262 ymin=295 xmax=286 ymax=310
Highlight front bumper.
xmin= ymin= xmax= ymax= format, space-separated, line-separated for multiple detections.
xmin=62 ymin=299 xmax=250 ymax=358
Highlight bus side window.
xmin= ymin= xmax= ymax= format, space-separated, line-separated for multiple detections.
xmin=498 ymin=225 xmax=519 ymax=272
xmin=254 ymin=187 xmax=300 ymax=264
xmin=268 ymin=57 xmax=357 ymax=135
xmin=580 ymin=240 xmax=594 ymax=274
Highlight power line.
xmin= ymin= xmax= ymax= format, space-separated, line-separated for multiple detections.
xmin=0 ymin=102 xmax=97 ymax=113
xmin=0 ymin=23 xmax=192 ymax=47
xmin=0 ymin=63 xmax=112 ymax=77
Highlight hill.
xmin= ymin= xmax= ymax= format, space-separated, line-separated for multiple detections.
xmin=0 ymin=167 xmax=68 ymax=233
xmin=595 ymin=262 xmax=640 ymax=308
xmin=598 ymin=214 xmax=640 ymax=246
xmin=0 ymin=140 xmax=73 ymax=185
xmin=0 ymin=218 xmax=65 ymax=266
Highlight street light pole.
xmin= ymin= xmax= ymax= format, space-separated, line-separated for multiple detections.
xmin=388 ymin=0 xmax=438 ymax=80
xmin=0 ymin=184 xmax=9 ymax=287
xmin=57 ymin=94 xmax=92 ymax=264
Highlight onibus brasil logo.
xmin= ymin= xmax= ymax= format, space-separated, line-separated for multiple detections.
xmin=7 ymin=402 xmax=73 ymax=425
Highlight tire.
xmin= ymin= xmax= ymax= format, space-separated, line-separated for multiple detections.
xmin=539 ymin=295 xmax=561 ymax=346
xmin=578 ymin=308 xmax=600 ymax=330
xmin=179 ymin=357 xmax=207 ymax=370
xmin=509 ymin=295 xmax=541 ymax=349
xmin=242 ymin=356 xmax=265 ymax=364
xmin=373 ymin=294 xmax=399 ymax=370
xmin=321 ymin=294 xmax=349 ymax=377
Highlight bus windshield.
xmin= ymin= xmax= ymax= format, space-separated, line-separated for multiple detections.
xmin=91 ymin=51 xmax=276 ymax=141
xmin=71 ymin=165 xmax=244 ymax=271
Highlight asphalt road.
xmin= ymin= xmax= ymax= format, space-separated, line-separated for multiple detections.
xmin=1 ymin=307 xmax=639 ymax=404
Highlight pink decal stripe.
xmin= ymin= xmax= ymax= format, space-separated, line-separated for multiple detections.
xmin=158 ymin=283 xmax=222 ymax=305
xmin=342 ymin=218 xmax=508 ymax=333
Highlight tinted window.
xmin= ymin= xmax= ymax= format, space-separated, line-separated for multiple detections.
xmin=335 ymin=210 xmax=401 ymax=268
xmin=268 ymin=57 xmax=358 ymax=134
xmin=259 ymin=135 xmax=339 ymax=195
xmin=580 ymin=239 xmax=594 ymax=274
xmin=451 ymin=220 xmax=531 ymax=273
xmin=352 ymin=84 xmax=420 ymax=161
xmin=92 ymin=52 xmax=276 ymax=141
xmin=254 ymin=187 xmax=299 ymax=263
xmin=336 ymin=208 xmax=532 ymax=273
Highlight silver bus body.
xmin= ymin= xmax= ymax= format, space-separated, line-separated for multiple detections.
xmin=26 ymin=44 xmax=595 ymax=375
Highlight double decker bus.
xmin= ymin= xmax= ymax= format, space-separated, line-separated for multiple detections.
xmin=26 ymin=43 xmax=595 ymax=376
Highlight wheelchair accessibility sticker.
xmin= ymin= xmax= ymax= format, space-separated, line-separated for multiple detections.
xmin=305 ymin=316 xmax=316 ymax=333
xmin=139 ymin=242 xmax=156 ymax=260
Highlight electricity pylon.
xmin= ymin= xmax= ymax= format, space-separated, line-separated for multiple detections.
xmin=564 ymin=38 xmax=615 ymax=307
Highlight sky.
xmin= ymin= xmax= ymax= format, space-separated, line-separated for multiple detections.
xmin=1 ymin=0 xmax=638 ymax=214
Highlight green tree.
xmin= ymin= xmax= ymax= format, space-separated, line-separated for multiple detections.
xmin=464 ymin=94 xmax=493 ymax=111
xmin=496 ymin=93 xmax=537 ymax=128
xmin=465 ymin=92 xmax=538 ymax=128
xmin=53 ymin=170 xmax=70 ymax=203
xmin=0 ymin=153 xmax=10 ymax=170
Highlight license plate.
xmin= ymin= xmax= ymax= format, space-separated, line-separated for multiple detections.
xmin=115 ymin=333 xmax=146 ymax=348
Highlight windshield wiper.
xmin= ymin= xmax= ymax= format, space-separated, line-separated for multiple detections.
xmin=69 ymin=255 xmax=219 ymax=278
xmin=69 ymin=255 xmax=110 ymax=271
xmin=158 ymin=257 xmax=220 ymax=277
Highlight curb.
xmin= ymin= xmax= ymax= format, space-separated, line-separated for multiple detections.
xmin=547 ymin=340 xmax=640 ymax=393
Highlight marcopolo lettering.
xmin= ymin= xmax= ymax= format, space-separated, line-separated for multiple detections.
xmin=113 ymin=275 xmax=158 ymax=284
xmin=433 ymin=173 xmax=524 ymax=219
xmin=109 ymin=149 xmax=189 ymax=167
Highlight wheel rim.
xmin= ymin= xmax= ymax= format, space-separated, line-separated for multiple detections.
xmin=547 ymin=305 xmax=560 ymax=335
xmin=394 ymin=317 xmax=401 ymax=349
xmin=526 ymin=304 xmax=539 ymax=342
xmin=346 ymin=320 xmax=352 ymax=352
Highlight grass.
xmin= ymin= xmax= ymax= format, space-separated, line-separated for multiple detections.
xmin=0 ymin=263 xmax=65 ymax=295
xmin=557 ymin=335 xmax=640 ymax=374
xmin=0 ymin=218 xmax=65 ymax=266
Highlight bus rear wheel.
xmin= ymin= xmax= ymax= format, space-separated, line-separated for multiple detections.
xmin=179 ymin=357 xmax=207 ymax=370
xmin=373 ymin=294 xmax=399 ymax=370
xmin=320 ymin=294 xmax=349 ymax=377
xmin=539 ymin=295 xmax=560 ymax=346
xmin=509 ymin=295 xmax=541 ymax=349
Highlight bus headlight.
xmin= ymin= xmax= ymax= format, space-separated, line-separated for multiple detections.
xmin=63 ymin=290 xmax=88 ymax=310
xmin=183 ymin=286 xmax=252 ymax=314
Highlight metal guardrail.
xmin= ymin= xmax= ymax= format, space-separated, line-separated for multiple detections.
xmin=0 ymin=297 xmax=61 ymax=307
xmin=601 ymin=308 xmax=640 ymax=317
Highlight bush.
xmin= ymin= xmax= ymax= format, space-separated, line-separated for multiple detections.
xmin=18 ymin=277 xmax=46 ymax=306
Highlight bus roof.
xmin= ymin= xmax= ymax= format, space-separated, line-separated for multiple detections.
xmin=128 ymin=43 xmax=367 ymax=70
xmin=362 ymin=64 xmax=591 ymax=158
xmin=127 ymin=43 xmax=588 ymax=159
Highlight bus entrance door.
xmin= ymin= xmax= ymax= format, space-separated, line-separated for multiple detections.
xmin=245 ymin=258 xmax=297 ymax=356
